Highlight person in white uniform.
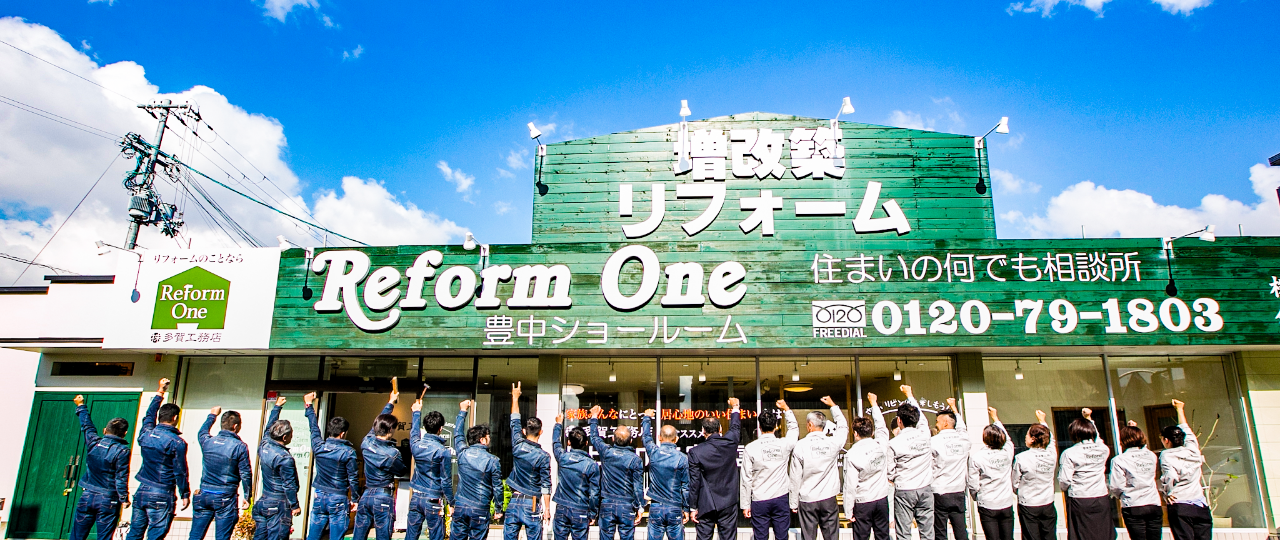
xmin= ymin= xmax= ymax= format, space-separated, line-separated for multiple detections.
xmin=888 ymin=385 xmax=935 ymax=540
xmin=917 ymin=390 xmax=968 ymax=540
xmin=1109 ymin=421 xmax=1161 ymax=540
xmin=1057 ymin=408 xmax=1114 ymax=540
xmin=741 ymin=400 xmax=800 ymax=540
xmin=1012 ymin=411 xmax=1056 ymax=540
xmin=968 ymin=407 xmax=1015 ymax=540
xmin=843 ymin=393 xmax=891 ymax=540
xmin=1159 ymin=399 xmax=1210 ymax=540
xmin=789 ymin=396 xmax=849 ymax=540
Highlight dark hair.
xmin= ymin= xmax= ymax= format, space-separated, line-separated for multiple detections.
xmin=1161 ymin=424 xmax=1187 ymax=448
xmin=758 ymin=413 xmax=778 ymax=433
xmin=326 ymin=416 xmax=349 ymax=438
xmin=525 ymin=417 xmax=543 ymax=437
xmin=896 ymin=402 xmax=920 ymax=428
xmin=1120 ymin=425 xmax=1147 ymax=450
xmin=567 ymin=427 xmax=588 ymax=450
xmin=220 ymin=411 xmax=241 ymax=431
xmin=268 ymin=419 xmax=293 ymax=442
xmin=936 ymin=409 xmax=956 ymax=427
xmin=374 ymin=414 xmax=398 ymax=437
xmin=700 ymin=418 xmax=721 ymax=435
xmin=467 ymin=424 xmax=491 ymax=445
xmin=423 ymin=411 xmax=445 ymax=434
xmin=850 ymin=416 xmax=874 ymax=439
xmin=982 ymin=425 xmax=1007 ymax=450
xmin=157 ymin=403 xmax=181 ymax=423
xmin=1068 ymin=418 xmax=1097 ymax=443
xmin=105 ymin=417 xmax=129 ymax=437
xmin=1027 ymin=424 xmax=1051 ymax=449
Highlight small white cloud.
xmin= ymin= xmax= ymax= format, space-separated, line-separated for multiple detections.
xmin=342 ymin=45 xmax=363 ymax=61
xmin=496 ymin=168 xmax=514 ymax=179
xmin=87 ymin=0 xmax=116 ymax=4
xmin=79 ymin=40 xmax=91 ymax=51
xmin=494 ymin=201 xmax=513 ymax=216
xmin=992 ymin=169 xmax=1041 ymax=195
xmin=436 ymin=161 xmax=475 ymax=201
xmin=322 ymin=14 xmax=337 ymax=28
xmin=1007 ymin=0 xmax=1110 ymax=16
xmin=885 ymin=111 xmax=933 ymax=131
xmin=1151 ymin=0 xmax=1211 ymax=14
xmin=262 ymin=0 xmax=318 ymax=21
xmin=312 ymin=177 xmax=468 ymax=246
xmin=998 ymin=133 xmax=1025 ymax=151
xmin=506 ymin=148 xmax=530 ymax=170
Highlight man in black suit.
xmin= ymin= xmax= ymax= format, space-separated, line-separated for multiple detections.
xmin=687 ymin=397 xmax=742 ymax=540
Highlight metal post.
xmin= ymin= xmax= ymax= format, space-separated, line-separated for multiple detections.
xmin=655 ymin=357 xmax=662 ymax=433
xmin=854 ymin=356 xmax=862 ymax=416
xmin=1101 ymin=354 xmax=1123 ymax=455
xmin=755 ymin=356 xmax=761 ymax=430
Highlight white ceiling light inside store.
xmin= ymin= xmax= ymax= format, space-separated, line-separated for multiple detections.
xmin=893 ymin=361 xmax=902 ymax=381
xmin=792 ymin=362 xmax=800 ymax=382
xmin=1014 ymin=360 xmax=1024 ymax=380
xmin=699 ymin=362 xmax=706 ymax=382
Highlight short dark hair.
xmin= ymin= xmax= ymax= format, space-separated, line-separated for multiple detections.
xmin=423 ymin=411 xmax=445 ymax=434
xmin=105 ymin=417 xmax=129 ymax=437
xmin=937 ymin=409 xmax=956 ymax=426
xmin=525 ymin=417 xmax=543 ymax=437
xmin=567 ymin=427 xmax=588 ymax=450
xmin=1120 ymin=425 xmax=1147 ymax=450
xmin=850 ymin=416 xmax=874 ymax=439
xmin=1068 ymin=418 xmax=1097 ymax=443
xmin=268 ymin=419 xmax=292 ymax=442
xmin=467 ymin=424 xmax=491 ymax=445
xmin=220 ymin=411 xmax=241 ymax=431
xmin=158 ymin=403 xmax=181 ymax=423
xmin=896 ymin=402 xmax=920 ymax=428
xmin=326 ymin=416 xmax=349 ymax=438
xmin=1027 ymin=424 xmax=1051 ymax=449
xmin=758 ymin=413 xmax=778 ymax=433
xmin=700 ymin=418 xmax=721 ymax=435
xmin=374 ymin=414 xmax=398 ymax=437
xmin=1161 ymin=424 xmax=1187 ymax=448
xmin=982 ymin=425 xmax=1007 ymax=450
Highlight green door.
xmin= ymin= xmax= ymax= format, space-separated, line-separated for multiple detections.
xmin=7 ymin=391 xmax=140 ymax=539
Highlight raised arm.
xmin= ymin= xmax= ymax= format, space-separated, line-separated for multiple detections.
xmin=1173 ymin=400 xmax=1200 ymax=454
xmin=869 ymin=393 xmax=888 ymax=440
xmin=199 ymin=408 xmax=218 ymax=446
xmin=453 ymin=402 xmax=471 ymax=453
xmin=990 ymin=408 xmax=1013 ymax=457
xmin=778 ymin=400 xmax=799 ymax=442
xmin=511 ymin=382 xmax=526 ymax=449
xmin=1082 ymin=408 xmax=1101 ymax=444
xmin=304 ymin=393 xmax=324 ymax=453
xmin=552 ymin=418 xmax=566 ymax=460
xmin=726 ymin=398 xmax=741 ymax=444
xmin=264 ymin=396 xmax=285 ymax=440
xmin=820 ymin=396 xmax=847 ymax=444
xmin=141 ymin=380 xmax=167 ymax=434
xmin=902 ymin=384 xmax=918 ymax=410
xmin=368 ymin=390 xmax=396 ymax=439
xmin=641 ymin=411 xmax=657 ymax=456
xmin=1036 ymin=410 xmax=1055 ymax=455
xmin=73 ymin=396 xmax=101 ymax=448
xmin=411 ymin=400 xmax=423 ymax=448
xmin=588 ymin=406 xmax=608 ymax=455
xmin=948 ymin=397 xmax=966 ymax=432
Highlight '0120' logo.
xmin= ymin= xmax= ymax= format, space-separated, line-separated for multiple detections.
xmin=811 ymin=300 xmax=866 ymax=338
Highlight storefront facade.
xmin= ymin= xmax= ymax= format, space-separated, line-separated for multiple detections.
xmin=3 ymin=112 xmax=1280 ymax=539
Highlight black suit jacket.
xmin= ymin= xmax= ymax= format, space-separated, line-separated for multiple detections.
xmin=686 ymin=409 xmax=741 ymax=514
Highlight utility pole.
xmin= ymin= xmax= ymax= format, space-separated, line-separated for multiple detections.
xmin=120 ymin=100 xmax=198 ymax=249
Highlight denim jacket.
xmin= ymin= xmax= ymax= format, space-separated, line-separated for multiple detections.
xmin=640 ymin=416 xmax=689 ymax=510
xmin=258 ymin=405 xmax=301 ymax=509
xmin=305 ymin=405 xmax=361 ymax=499
xmin=409 ymin=409 xmax=455 ymax=505
xmin=134 ymin=395 xmax=191 ymax=498
xmin=507 ymin=413 xmax=552 ymax=498
xmin=76 ymin=404 xmax=131 ymax=501
xmin=361 ymin=403 xmax=408 ymax=490
xmin=452 ymin=410 xmax=503 ymax=510
xmin=588 ymin=416 xmax=644 ymax=509
xmin=551 ymin=422 xmax=601 ymax=518
xmin=197 ymin=413 xmax=252 ymax=496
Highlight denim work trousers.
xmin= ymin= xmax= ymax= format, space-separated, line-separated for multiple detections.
xmin=70 ymin=489 xmax=122 ymax=540
xmin=306 ymin=491 xmax=351 ymax=540
xmin=599 ymin=500 xmax=638 ymax=540
xmin=189 ymin=491 xmax=238 ymax=540
xmin=405 ymin=492 xmax=446 ymax=540
xmin=552 ymin=504 xmax=591 ymax=540
xmin=124 ymin=485 xmax=176 ymax=540
xmin=648 ymin=502 xmax=684 ymax=540
xmin=251 ymin=497 xmax=292 ymax=540
xmin=504 ymin=495 xmax=543 ymax=540
xmin=451 ymin=503 xmax=493 ymax=540
xmin=353 ymin=490 xmax=396 ymax=540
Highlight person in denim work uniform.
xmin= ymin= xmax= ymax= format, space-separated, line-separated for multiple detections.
xmin=406 ymin=396 xmax=454 ymax=540
xmin=551 ymin=415 xmax=601 ymax=540
xmin=505 ymin=382 xmax=552 ymax=540
xmin=588 ymin=404 xmax=645 ymax=540
xmin=355 ymin=389 xmax=409 ymax=540
xmin=641 ymin=409 xmax=689 ymax=540
xmin=126 ymin=378 xmax=191 ymax=540
xmin=190 ymin=405 xmax=252 ymax=540
xmin=303 ymin=392 xmax=360 ymax=540
xmin=254 ymin=396 xmax=301 ymax=540
xmin=452 ymin=399 xmax=505 ymax=540
xmin=70 ymin=394 xmax=131 ymax=540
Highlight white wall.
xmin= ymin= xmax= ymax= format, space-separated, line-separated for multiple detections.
xmin=0 ymin=348 xmax=39 ymax=530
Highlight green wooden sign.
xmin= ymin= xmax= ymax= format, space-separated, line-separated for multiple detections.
xmin=268 ymin=113 xmax=1280 ymax=350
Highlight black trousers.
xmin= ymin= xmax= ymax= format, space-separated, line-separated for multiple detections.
xmin=1121 ymin=505 xmax=1163 ymax=540
xmin=1066 ymin=496 xmax=1116 ymax=540
xmin=1018 ymin=504 xmax=1057 ymax=540
xmin=933 ymin=492 xmax=968 ymax=540
xmin=852 ymin=496 xmax=891 ymax=540
xmin=695 ymin=506 xmax=738 ymax=540
xmin=978 ymin=506 xmax=1014 ymax=540
xmin=1167 ymin=503 xmax=1212 ymax=540
xmin=799 ymin=497 xmax=840 ymax=540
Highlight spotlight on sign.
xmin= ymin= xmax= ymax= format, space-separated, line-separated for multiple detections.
xmin=463 ymin=232 xmax=477 ymax=251
xmin=527 ymin=122 xmax=542 ymax=140
xmin=679 ymin=100 xmax=691 ymax=118
xmin=974 ymin=116 xmax=1011 ymax=195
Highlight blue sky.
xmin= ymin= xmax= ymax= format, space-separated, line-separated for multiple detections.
xmin=0 ymin=0 xmax=1276 ymax=267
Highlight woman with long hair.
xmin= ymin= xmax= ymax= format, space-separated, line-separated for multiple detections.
xmin=1160 ymin=399 xmax=1211 ymax=540
xmin=968 ymin=407 xmax=1016 ymax=540
xmin=1012 ymin=410 xmax=1056 ymax=540
xmin=1109 ymin=421 xmax=1161 ymax=540
xmin=1058 ymin=408 xmax=1115 ymax=540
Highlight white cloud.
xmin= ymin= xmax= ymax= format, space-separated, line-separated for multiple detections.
xmin=1151 ymin=0 xmax=1211 ymax=14
xmin=1001 ymin=164 xmax=1280 ymax=238
xmin=312 ymin=177 xmax=468 ymax=246
xmin=998 ymin=133 xmax=1025 ymax=151
xmin=505 ymin=148 xmax=529 ymax=170
xmin=263 ymin=0 xmax=318 ymax=21
xmin=496 ymin=168 xmax=514 ymax=179
xmin=885 ymin=110 xmax=934 ymax=131
xmin=992 ymin=169 xmax=1041 ymax=195
xmin=341 ymin=45 xmax=363 ymax=61
xmin=322 ymin=15 xmax=337 ymax=28
xmin=435 ymin=161 xmax=475 ymax=201
xmin=493 ymin=201 xmax=513 ymax=216
xmin=1008 ymin=0 xmax=1208 ymax=16
xmin=87 ymin=0 xmax=116 ymax=4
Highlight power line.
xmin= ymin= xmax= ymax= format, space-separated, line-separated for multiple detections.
xmin=0 ymin=94 xmax=120 ymax=141
xmin=12 ymin=153 xmax=121 ymax=284
xmin=0 ymin=253 xmax=76 ymax=275
xmin=0 ymin=93 xmax=119 ymax=138
xmin=0 ymin=38 xmax=140 ymax=103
